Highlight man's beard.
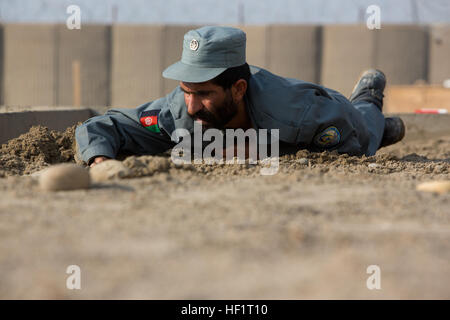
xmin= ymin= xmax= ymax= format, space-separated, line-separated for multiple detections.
xmin=192 ymin=92 xmax=238 ymax=130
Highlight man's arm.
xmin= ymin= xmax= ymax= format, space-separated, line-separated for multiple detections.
xmin=75 ymin=103 xmax=176 ymax=165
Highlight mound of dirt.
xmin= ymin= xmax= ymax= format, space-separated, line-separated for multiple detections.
xmin=0 ymin=125 xmax=78 ymax=177
xmin=1 ymin=124 xmax=449 ymax=180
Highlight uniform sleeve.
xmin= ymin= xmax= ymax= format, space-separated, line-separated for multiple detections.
xmin=75 ymin=105 xmax=175 ymax=164
xmin=297 ymin=91 xmax=371 ymax=156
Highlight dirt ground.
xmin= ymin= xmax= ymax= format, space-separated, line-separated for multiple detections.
xmin=0 ymin=114 xmax=449 ymax=299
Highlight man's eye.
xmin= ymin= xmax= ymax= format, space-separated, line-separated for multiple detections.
xmin=184 ymin=91 xmax=210 ymax=97
xmin=200 ymin=91 xmax=213 ymax=97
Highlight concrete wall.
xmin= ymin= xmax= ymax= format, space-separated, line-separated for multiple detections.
xmin=321 ymin=25 xmax=376 ymax=97
xmin=3 ymin=24 xmax=110 ymax=107
xmin=266 ymin=25 xmax=321 ymax=83
xmin=111 ymin=25 xmax=164 ymax=107
xmin=57 ymin=25 xmax=111 ymax=107
xmin=0 ymin=23 xmax=449 ymax=108
xmin=0 ymin=107 xmax=93 ymax=145
xmin=429 ymin=24 xmax=450 ymax=85
xmin=111 ymin=25 xmax=199 ymax=106
xmin=374 ymin=25 xmax=428 ymax=85
xmin=3 ymin=24 xmax=57 ymax=106
xmin=0 ymin=25 xmax=3 ymax=105
xmin=219 ymin=25 xmax=321 ymax=82
xmin=321 ymin=24 xmax=429 ymax=97
xmin=240 ymin=25 xmax=268 ymax=69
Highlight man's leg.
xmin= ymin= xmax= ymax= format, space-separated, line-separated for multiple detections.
xmin=352 ymin=100 xmax=385 ymax=156
xmin=349 ymin=69 xmax=404 ymax=155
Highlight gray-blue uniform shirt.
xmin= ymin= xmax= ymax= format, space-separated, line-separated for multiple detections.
xmin=75 ymin=66 xmax=385 ymax=164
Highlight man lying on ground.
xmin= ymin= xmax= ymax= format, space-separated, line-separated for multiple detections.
xmin=75 ymin=26 xmax=405 ymax=167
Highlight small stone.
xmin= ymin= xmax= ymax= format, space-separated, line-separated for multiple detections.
xmin=416 ymin=180 xmax=450 ymax=194
xmin=297 ymin=158 xmax=309 ymax=165
xmin=368 ymin=163 xmax=379 ymax=169
xmin=39 ymin=163 xmax=90 ymax=191
xmin=424 ymin=165 xmax=434 ymax=174
xmin=433 ymin=165 xmax=445 ymax=174
xmin=89 ymin=159 xmax=131 ymax=182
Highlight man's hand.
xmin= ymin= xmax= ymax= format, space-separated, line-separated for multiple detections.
xmin=90 ymin=156 xmax=110 ymax=168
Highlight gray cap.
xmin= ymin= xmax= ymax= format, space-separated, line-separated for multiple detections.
xmin=162 ymin=26 xmax=246 ymax=83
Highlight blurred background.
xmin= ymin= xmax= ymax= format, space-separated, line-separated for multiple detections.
xmin=0 ymin=0 xmax=449 ymax=112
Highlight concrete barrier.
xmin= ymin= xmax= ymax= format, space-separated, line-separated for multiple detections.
xmin=239 ymin=25 xmax=268 ymax=69
xmin=0 ymin=24 xmax=5 ymax=105
xmin=1 ymin=23 xmax=448 ymax=109
xmin=0 ymin=25 xmax=3 ymax=105
xmin=111 ymin=25 xmax=164 ymax=107
xmin=321 ymin=25 xmax=429 ymax=96
xmin=3 ymin=24 xmax=57 ymax=106
xmin=374 ymin=25 xmax=428 ymax=86
xmin=57 ymin=25 xmax=111 ymax=107
xmin=266 ymin=25 xmax=321 ymax=83
xmin=321 ymin=24 xmax=375 ymax=97
xmin=429 ymin=24 xmax=450 ymax=85
xmin=0 ymin=107 xmax=93 ymax=145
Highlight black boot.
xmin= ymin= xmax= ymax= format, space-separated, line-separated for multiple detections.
xmin=349 ymin=69 xmax=386 ymax=111
xmin=379 ymin=117 xmax=406 ymax=148
xmin=350 ymin=69 xmax=405 ymax=148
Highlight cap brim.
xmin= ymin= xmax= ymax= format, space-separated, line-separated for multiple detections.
xmin=162 ymin=61 xmax=227 ymax=83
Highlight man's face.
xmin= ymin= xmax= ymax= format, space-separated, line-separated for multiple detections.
xmin=180 ymin=81 xmax=239 ymax=130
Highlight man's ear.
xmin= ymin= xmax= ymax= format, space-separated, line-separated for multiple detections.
xmin=231 ymin=79 xmax=247 ymax=102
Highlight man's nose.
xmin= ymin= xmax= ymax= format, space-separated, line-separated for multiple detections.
xmin=186 ymin=94 xmax=203 ymax=116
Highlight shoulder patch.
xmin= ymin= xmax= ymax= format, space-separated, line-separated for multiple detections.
xmin=313 ymin=126 xmax=341 ymax=148
xmin=140 ymin=109 xmax=161 ymax=133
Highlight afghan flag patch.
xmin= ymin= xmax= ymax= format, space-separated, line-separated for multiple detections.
xmin=140 ymin=109 xmax=161 ymax=133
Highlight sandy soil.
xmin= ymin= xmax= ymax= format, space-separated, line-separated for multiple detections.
xmin=0 ymin=115 xmax=449 ymax=299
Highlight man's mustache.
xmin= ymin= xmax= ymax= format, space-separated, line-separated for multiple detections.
xmin=193 ymin=109 xmax=217 ymax=124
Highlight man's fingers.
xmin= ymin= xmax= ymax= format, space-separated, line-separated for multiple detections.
xmin=90 ymin=156 xmax=109 ymax=168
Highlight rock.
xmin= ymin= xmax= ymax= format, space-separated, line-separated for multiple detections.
xmin=39 ymin=163 xmax=90 ymax=191
xmin=368 ymin=163 xmax=379 ymax=169
xmin=424 ymin=165 xmax=434 ymax=174
xmin=89 ymin=159 xmax=131 ymax=182
xmin=297 ymin=158 xmax=309 ymax=165
xmin=433 ymin=165 xmax=445 ymax=174
xmin=416 ymin=180 xmax=450 ymax=194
